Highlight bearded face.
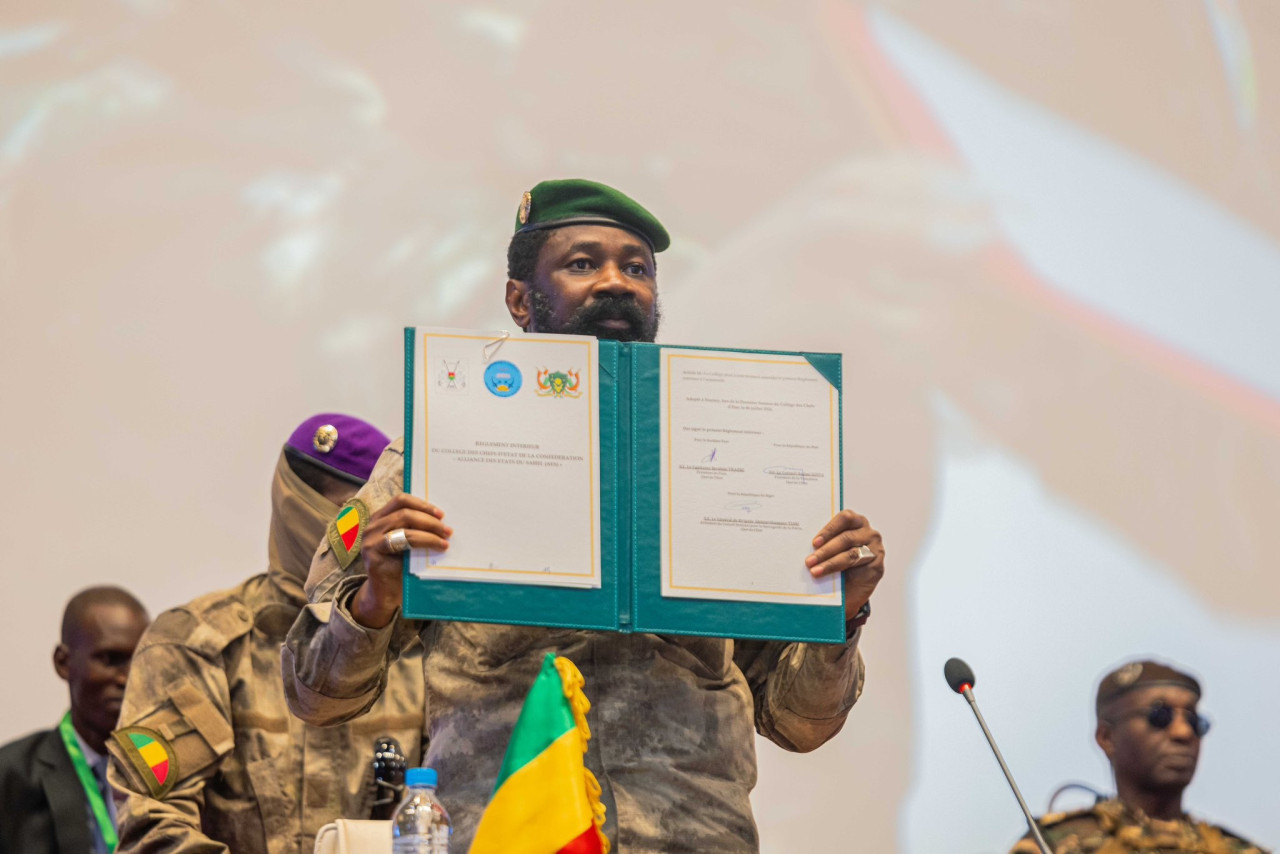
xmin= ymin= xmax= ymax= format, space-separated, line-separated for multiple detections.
xmin=520 ymin=224 xmax=660 ymax=343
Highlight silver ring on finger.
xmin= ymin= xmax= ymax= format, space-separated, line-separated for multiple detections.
xmin=854 ymin=544 xmax=874 ymax=562
xmin=385 ymin=528 xmax=410 ymax=554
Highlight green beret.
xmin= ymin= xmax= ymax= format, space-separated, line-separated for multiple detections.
xmin=1096 ymin=660 xmax=1202 ymax=714
xmin=513 ymin=178 xmax=670 ymax=253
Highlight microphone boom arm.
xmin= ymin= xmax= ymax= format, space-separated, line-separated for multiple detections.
xmin=960 ymin=686 xmax=1053 ymax=854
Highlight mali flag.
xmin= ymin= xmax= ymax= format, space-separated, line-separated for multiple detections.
xmin=469 ymin=654 xmax=609 ymax=854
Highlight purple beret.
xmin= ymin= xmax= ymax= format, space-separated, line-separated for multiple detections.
xmin=285 ymin=413 xmax=390 ymax=484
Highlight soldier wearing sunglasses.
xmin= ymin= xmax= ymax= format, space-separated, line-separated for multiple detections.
xmin=1011 ymin=660 xmax=1268 ymax=854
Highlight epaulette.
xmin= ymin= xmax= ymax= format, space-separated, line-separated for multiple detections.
xmin=142 ymin=586 xmax=254 ymax=659
xmin=1038 ymin=806 xmax=1097 ymax=828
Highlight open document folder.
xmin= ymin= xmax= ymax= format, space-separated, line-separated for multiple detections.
xmin=403 ymin=327 xmax=846 ymax=643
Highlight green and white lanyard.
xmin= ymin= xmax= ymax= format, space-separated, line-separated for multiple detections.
xmin=57 ymin=711 xmax=119 ymax=853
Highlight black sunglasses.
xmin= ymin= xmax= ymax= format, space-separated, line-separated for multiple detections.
xmin=1134 ymin=702 xmax=1211 ymax=737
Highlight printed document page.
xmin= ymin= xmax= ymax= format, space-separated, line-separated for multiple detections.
xmin=659 ymin=349 xmax=842 ymax=606
xmin=408 ymin=327 xmax=601 ymax=588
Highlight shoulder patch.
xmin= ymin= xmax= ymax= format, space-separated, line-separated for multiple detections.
xmin=113 ymin=726 xmax=178 ymax=798
xmin=328 ymin=498 xmax=370 ymax=570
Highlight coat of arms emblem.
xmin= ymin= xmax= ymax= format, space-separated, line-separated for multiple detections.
xmin=536 ymin=368 xmax=582 ymax=398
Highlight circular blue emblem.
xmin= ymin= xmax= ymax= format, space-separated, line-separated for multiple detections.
xmin=484 ymin=360 xmax=522 ymax=397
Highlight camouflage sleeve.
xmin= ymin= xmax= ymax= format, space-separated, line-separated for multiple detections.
xmin=283 ymin=439 xmax=425 ymax=726
xmin=107 ymin=616 xmax=236 ymax=854
xmin=1218 ymin=828 xmax=1271 ymax=854
xmin=733 ymin=628 xmax=865 ymax=752
xmin=282 ymin=575 xmax=422 ymax=725
xmin=302 ymin=438 xmax=407 ymax=599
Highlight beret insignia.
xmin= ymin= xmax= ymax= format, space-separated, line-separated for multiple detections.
xmin=113 ymin=726 xmax=178 ymax=799
xmin=328 ymin=498 xmax=369 ymax=569
xmin=1115 ymin=662 xmax=1143 ymax=686
xmin=518 ymin=190 xmax=533 ymax=225
xmin=313 ymin=424 xmax=339 ymax=453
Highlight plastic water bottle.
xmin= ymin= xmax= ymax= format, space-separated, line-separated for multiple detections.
xmin=391 ymin=767 xmax=452 ymax=853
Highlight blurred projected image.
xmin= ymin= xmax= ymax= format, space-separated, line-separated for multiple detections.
xmin=2 ymin=1 xmax=1277 ymax=852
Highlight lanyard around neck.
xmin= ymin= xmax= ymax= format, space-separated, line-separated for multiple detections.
xmin=57 ymin=711 xmax=119 ymax=852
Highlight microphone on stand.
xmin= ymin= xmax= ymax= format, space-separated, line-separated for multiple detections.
xmin=369 ymin=735 xmax=407 ymax=820
xmin=943 ymin=658 xmax=1053 ymax=854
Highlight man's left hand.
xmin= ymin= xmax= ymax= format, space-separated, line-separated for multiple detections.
xmin=806 ymin=510 xmax=885 ymax=622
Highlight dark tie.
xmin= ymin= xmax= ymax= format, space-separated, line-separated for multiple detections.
xmin=92 ymin=757 xmax=116 ymax=832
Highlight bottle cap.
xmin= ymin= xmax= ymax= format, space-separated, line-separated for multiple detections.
xmin=405 ymin=767 xmax=438 ymax=787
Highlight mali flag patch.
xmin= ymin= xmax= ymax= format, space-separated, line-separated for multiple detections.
xmin=327 ymin=498 xmax=369 ymax=569
xmin=113 ymin=726 xmax=178 ymax=798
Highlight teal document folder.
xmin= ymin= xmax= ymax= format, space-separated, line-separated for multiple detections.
xmin=402 ymin=331 xmax=845 ymax=643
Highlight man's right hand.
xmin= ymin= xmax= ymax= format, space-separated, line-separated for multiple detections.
xmin=350 ymin=493 xmax=452 ymax=629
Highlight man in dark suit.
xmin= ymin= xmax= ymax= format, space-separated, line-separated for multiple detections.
xmin=0 ymin=586 xmax=149 ymax=854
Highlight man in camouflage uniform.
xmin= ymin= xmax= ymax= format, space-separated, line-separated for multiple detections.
xmin=282 ymin=179 xmax=888 ymax=852
xmin=1011 ymin=660 xmax=1268 ymax=854
xmin=107 ymin=414 xmax=426 ymax=854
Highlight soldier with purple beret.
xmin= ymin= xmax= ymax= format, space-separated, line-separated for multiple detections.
xmin=285 ymin=414 xmax=393 ymax=488
xmin=107 ymin=414 xmax=424 ymax=854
